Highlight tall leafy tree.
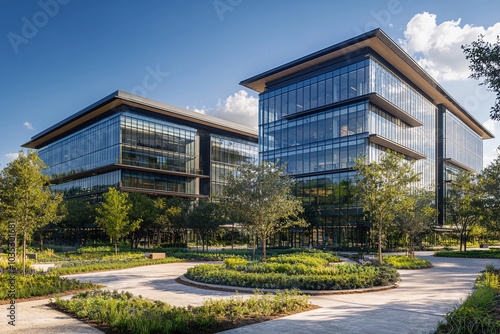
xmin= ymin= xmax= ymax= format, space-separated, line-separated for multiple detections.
xmin=221 ymin=161 xmax=306 ymax=261
xmin=153 ymin=198 xmax=183 ymax=245
xmin=355 ymin=150 xmax=420 ymax=263
xmin=127 ymin=192 xmax=156 ymax=249
xmin=447 ymin=171 xmax=484 ymax=252
xmin=0 ymin=150 xmax=62 ymax=275
xmin=480 ymin=146 xmax=500 ymax=232
xmin=462 ymin=36 xmax=500 ymax=120
xmin=396 ymin=189 xmax=438 ymax=258
xmin=95 ymin=188 xmax=141 ymax=256
xmin=185 ymin=199 xmax=221 ymax=251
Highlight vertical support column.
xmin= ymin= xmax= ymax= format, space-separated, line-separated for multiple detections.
xmin=436 ymin=104 xmax=445 ymax=226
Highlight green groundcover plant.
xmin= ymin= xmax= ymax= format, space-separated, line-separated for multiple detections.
xmin=434 ymin=249 xmax=500 ymax=259
xmin=52 ymin=289 xmax=311 ymax=334
xmin=436 ymin=266 xmax=500 ymax=333
xmin=383 ymin=255 xmax=432 ymax=269
xmin=0 ymin=269 xmax=100 ymax=300
xmin=186 ymin=252 xmax=399 ymax=290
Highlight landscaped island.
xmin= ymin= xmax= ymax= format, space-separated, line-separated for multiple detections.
xmin=185 ymin=250 xmax=399 ymax=290
xmin=51 ymin=289 xmax=315 ymax=334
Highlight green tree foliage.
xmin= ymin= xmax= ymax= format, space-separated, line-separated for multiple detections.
xmin=0 ymin=150 xmax=62 ymax=275
xmin=480 ymin=147 xmax=500 ymax=232
xmin=462 ymin=36 xmax=500 ymax=120
xmin=446 ymin=171 xmax=484 ymax=252
xmin=127 ymin=192 xmax=156 ymax=249
xmin=221 ymin=161 xmax=306 ymax=261
xmin=396 ymin=190 xmax=438 ymax=258
xmin=60 ymin=197 xmax=97 ymax=246
xmin=185 ymin=199 xmax=221 ymax=251
xmin=355 ymin=150 xmax=420 ymax=263
xmin=95 ymin=188 xmax=141 ymax=256
xmin=153 ymin=198 xmax=183 ymax=245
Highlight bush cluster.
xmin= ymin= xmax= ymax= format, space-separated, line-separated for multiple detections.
xmin=52 ymin=289 xmax=311 ymax=334
xmin=0 ymin=273 xmax=99 ymax=299
xmin=434 ymin=250 xmax=500 ymax=259
xmin=436 ymin=268 xmax=500 ymax=333
xmin=186 ymin=252 xmax=398 ymax=291
xmin=383 ymin=255 xmax=432 ymax=269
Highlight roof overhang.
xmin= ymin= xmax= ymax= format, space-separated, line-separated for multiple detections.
xmin=368 ymin=134 xmax=426 ymax=160
xmin=240 ymin=29 xmax=493 ymax=140
xmin=23 ymin=91 xmax=258 ymax=149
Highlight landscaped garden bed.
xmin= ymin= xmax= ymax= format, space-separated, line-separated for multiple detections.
xmin=383 ymin=255 xmax=432 ymax=269
xmin=50 ymin=289 xmax=316 ymax=334
xmin=185 ymin=251 xmax=399 ymax=290
xmin=434 ymin=249 xmax=500 ymax=259
xmin=436 ymin=265 xmax=500 ymax=333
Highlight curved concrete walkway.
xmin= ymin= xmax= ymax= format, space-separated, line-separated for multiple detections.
xmin=2 ymin=253 xmax=498 ymax=333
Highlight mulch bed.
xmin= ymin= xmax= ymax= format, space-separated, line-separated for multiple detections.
xmin=49 ymin=301 xmax=320 ymax=334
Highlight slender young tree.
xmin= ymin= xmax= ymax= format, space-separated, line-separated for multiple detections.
xmin=0 ymin=150 xmax=62 ymax=275
xmin=185 ymin=199 xmax=221 ymax=251
xmin=221 ymin=161 xmax=306 ymax=261
xmin=95 ymin=188 xmax=141 ymax=256
xmin=355 ymin=150 xmax=420 ymax=264
xmin=396 ymin=189 xmax=438 ymax=258
xmin=480 ymin=146 xmax=500 ymax=233
xmin=127 ymin=192 xmax=156 ymax=249
xmin=153 ymin=198 xmax=183 ymax=245
xmin=446 ymin=171 xmax=484 ymax=252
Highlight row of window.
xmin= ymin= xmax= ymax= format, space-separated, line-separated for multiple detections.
xmin=260 ymin=102 xmax=368 ymax=153
xmin=40 ymin=115 xmax=121 ymax=177
xmin=51 ymin=171 xmax=120 ymax=197
xmin=122 ymin=170 xmax=196 ymax=194
xmin=260 ymin=59 xmax=369 ymax=125
xmin=445 ymin=110 xmax=483 ymax=172
xmin=121 ymin=146 xmax=198 ymax=174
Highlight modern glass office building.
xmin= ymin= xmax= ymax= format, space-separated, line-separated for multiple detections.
xmin=241 ymin=29 xmax=493 ymax=247
xmin=23 ymin=91 xmax=258 ymax=199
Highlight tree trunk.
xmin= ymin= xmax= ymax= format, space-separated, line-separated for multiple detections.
xmin=459 ymin=232 xmax=463 ymax=252
xmin=23 ymin=231 xmax=26 ymax=276
xmin=40 ymin=232 xmax=44 ymax=252
xmin=115 ymin=241 xmax=118 ymax=256
xmin=157 ymin=229 xmax=162 ymax=245
xmin=231 ymin=223 xmax=234 ymax=250
xmin=464 ymin=231 xmax=467 ymax=252
xmin=130 ymin=232 xmax=134 ymax=251
xmin=262 ymin=237 xmax=267 ymax=261
xmin=14 ymin=231 xmax=17 ymax=259
xmin=378 ymin=223 xmax=383 ymax=264
xmin=252 ymin=234 xmax=256 ymax=258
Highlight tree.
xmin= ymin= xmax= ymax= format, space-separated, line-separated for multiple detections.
xmin=95 ymin=188 xmax=141 ymax=256
xmin=462 ymin=35 xmax=500 ymax=121
xmin=153 ymin=198 xmax=183 ymax=245
xmin=355 ymin=150 xmax=420 ymax=264
xmin=127 ymin=192 xmax=156 ymax=249
xmin=185 ymin=199 xmax=221 ymax=251
xmin=396 ymin=189 xmax=438 ymax=258
xmin=0 ymin=150 xmax=62 ymax=275
xmin=480 ymin=146 xmax=500 ymax=233
xmin=221 ymin=161 xmax=306 ymax=261
xmin=447 ymin=171 xmax=484 ymax=252
xmin=60 ymin=197 xmax=97 ymax=247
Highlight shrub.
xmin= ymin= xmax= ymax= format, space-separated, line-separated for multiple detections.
xmin=383 ymin=255 xmax=432 ymax=269
xmin=436 ymin=268 xmax=500 ymax=333
xmin=52 ymin=289 xmax=311 ymax=334
xmin=0 ymin=273 xmax=100 ymax=299
xmin=435 ymin=250 xmax=500 ymax=259
xmin=159 ymin=242 xmax=187 ymax=249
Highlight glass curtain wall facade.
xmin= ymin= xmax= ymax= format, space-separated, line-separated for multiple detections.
xmin=257 ymin=53 xmax=437 ymax=247
xmin=35 ymin=100 xmax=258 ymax=199
xmin=210 ymin=134 xmax=258 ymax=198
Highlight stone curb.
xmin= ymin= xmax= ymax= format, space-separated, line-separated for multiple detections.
xmin=178 ymin=275 xmax=400 ymax=295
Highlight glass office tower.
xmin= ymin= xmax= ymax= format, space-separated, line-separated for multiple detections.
xmin=241 ymin=29 xmax=493 ymax=247
xmin=24 ymin=91 xmax=258 ymax=200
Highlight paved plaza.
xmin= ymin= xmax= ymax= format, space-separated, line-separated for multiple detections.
xmin=2 ymin=252 xmax=498 ymax=334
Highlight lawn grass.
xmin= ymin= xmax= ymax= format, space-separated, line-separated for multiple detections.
xmin=51 ymin=289 xmax=314 ymax=334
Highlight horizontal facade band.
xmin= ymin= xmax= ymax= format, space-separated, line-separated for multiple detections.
xmin=368 ymin=134 xmax=426 ymax=160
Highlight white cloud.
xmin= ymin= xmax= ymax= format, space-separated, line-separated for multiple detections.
xmin=483 ymin=119 xmax=498 ymax=136
xmin=483 ymin=146 xmax=499 ymax=168
xmin=24 ymin=121 xmax=34 ymax=130
xmin=399 ymin=12 xmax=500 ymax=81
xmin=5 ymin=153 xmax=18 ymax=161
xmin=189 ymin=90 xmax=258 ymax=129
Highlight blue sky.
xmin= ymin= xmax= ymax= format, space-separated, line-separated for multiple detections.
xmin=1 ymin=0 xmax=500 ymax=168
